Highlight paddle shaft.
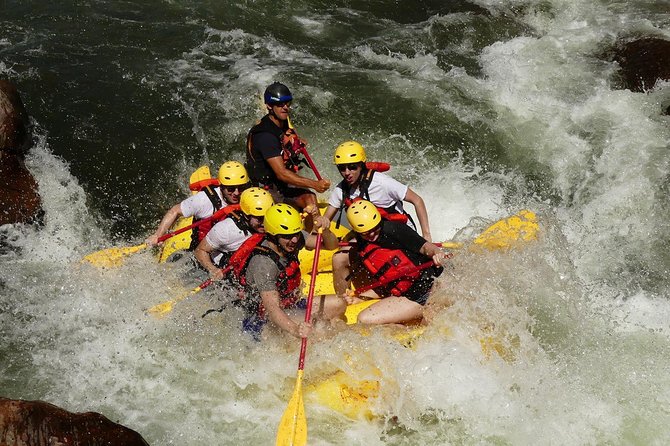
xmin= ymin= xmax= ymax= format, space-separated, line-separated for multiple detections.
xmin=190 ymin=263 xmax=234 ymax=294
xmin=156 ymin=206 xmax=231 ymax=244
xmin=286 ymin=117 xmax=322 ymax=181
xmin=147 ymin=264 xmax=233 ymax=317
xmin=298 ymin=230 xmax=323 ymax=370
xmin=296 ymin=146 xmax=322 ymax=181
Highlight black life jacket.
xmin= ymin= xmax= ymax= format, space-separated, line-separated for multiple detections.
xmin=245 ymin=115 xmax=304 ymax=187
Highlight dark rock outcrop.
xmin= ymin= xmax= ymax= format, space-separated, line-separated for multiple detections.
xmin=0 ymin=80 xmax=43 ymax=225
xmin=0 ymin=397 xmax=150 ymax=446
xmin=612 ymin=37 xmax=670 ymax=115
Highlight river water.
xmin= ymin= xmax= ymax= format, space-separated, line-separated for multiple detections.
xmin=2 ymin=1 xmax=670 ymax=444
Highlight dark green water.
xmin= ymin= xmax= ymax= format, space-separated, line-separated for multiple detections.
xmin=2 ymin=0 xmax=542 ymax=238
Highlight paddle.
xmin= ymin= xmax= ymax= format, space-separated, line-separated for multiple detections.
xmin=82 ymin=205 xmax=238 ymax=268
xmin=276 ymin=229 xmax=323 ymax=446
xmin=146 ymin=232 xmax=264 ymax=317
xmin=146 ymin=265 xmax=234 ymax=318
xmin=286 ymin=117 xmax=322 ymax=181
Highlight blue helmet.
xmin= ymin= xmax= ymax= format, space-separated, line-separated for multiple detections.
xmin=264 ymin=82 xmax=293 ymax=105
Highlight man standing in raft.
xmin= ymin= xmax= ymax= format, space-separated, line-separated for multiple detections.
xmin=322 ymin=141 xmax=432 ymax=296
xmin=145 ymin=161 xmax=249 ymax=250
xmin=245 ymin=82 xmax=330 ymax=224
xmin=344 ymin=200 xmax=444 ymax=325
xmin=235 ymin=203 xmax=345 ymax=339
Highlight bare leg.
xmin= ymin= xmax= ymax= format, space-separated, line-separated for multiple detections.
xmin=311 ymin=294 xmax=347 ymax=321
xmin=356 ymin=296 xmax=423 ymax=325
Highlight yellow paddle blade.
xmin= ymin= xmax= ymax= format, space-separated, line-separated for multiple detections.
xmin=473 ymin=209 xmax=539 ymax=251
xmin=146 ymin=299 xmax=177 ymax=319
xmin=81 ymin=243 xmax=148 ymax=268
xmin=440 ymin=241 xmax=463 ymax=250
xmin=276 ymin=370 xmax=307 ymax=446
xmin=146 ymin=283 xmax=207 ymax=318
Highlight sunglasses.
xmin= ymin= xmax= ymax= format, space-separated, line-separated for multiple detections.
xmin=278 ymin=232 xmax=301 ymax=240
xmin=272 ymin=101 xmax=291 ymax=108
xmin=224 ymin=184 xmax=248 ymax=193
xmin=337 ymin=163 xmax=361 ymax=172
xmin=360 ymin=224 xmax=381 ymax=237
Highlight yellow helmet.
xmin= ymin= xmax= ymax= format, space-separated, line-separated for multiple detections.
xmin=333 ymin=141 xmax=366 ymax=165
xmin=347 ymin=200 xmax=381 ymax=233
xmin=264 ymin=203 xmax=304 ymax=236
xmin=239 ymin=187 xmax=274 ymax=217
xmin=218 ymin=161 xmax=249 ymax=186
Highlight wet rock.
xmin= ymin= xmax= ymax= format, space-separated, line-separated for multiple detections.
xmin=613 ymin=37 xmax=670 ymax=95
xmin=0 ymin=80 xmax=32 ymax=155
xmin=0 ymin=397 xmax=150 ymax=446
xmin=0 ymin=80 xmax=43 ymax=225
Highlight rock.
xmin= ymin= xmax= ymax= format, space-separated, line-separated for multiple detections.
xmin=613 ymin=37 xmax=670 ymax=94
xmin=0 ymin=80 xmax=43 ymax=225
xmin=0 ymin=80 xmax=32 ymax=155
xmin=0 ymin=397 xmax=150 ymax=446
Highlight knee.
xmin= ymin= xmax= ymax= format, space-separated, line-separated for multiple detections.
xmin=356 ymin=310 xmax=376 ymax=325
xmin=324 ymin=296 xmax=347 ymax=319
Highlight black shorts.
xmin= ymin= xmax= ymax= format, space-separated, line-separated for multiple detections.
xmin=257 ymin=181 xmax=314 ymax=206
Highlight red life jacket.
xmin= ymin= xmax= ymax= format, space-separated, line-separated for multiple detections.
xmin=232 ymin=235 xmax=303 ymax=319
xmin=189 ymin=177 xmax=220 ymax=192
xmin=364 ymin=161 xmax=390 ymax=172
xmin=229 ymin=232 xmax=265 ymax=278
xmin=281 ymin=127 xmax=308 ymax=173
xmin=358 ymin=242 xmax=422 ymax=297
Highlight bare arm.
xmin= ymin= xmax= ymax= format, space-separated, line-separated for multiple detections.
xmin=320 ymin=225 xmax=339 ymax=250
xmin=323 ymin=205 xmax=338 ymax=221
xmin=305 ymin=222 xmax=338 ymax=251
xmin=146 ymin=203 xmax=183 ymax=246
xmin=404 ymin=188 xmax=432 ymax=242
xmin=266 ymin=156 xmax=331 ymax=193
xmin=194 ymin=238 xmax=224 ymax=280
xmin=261 ymin=290 xmax=312 ymax=338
